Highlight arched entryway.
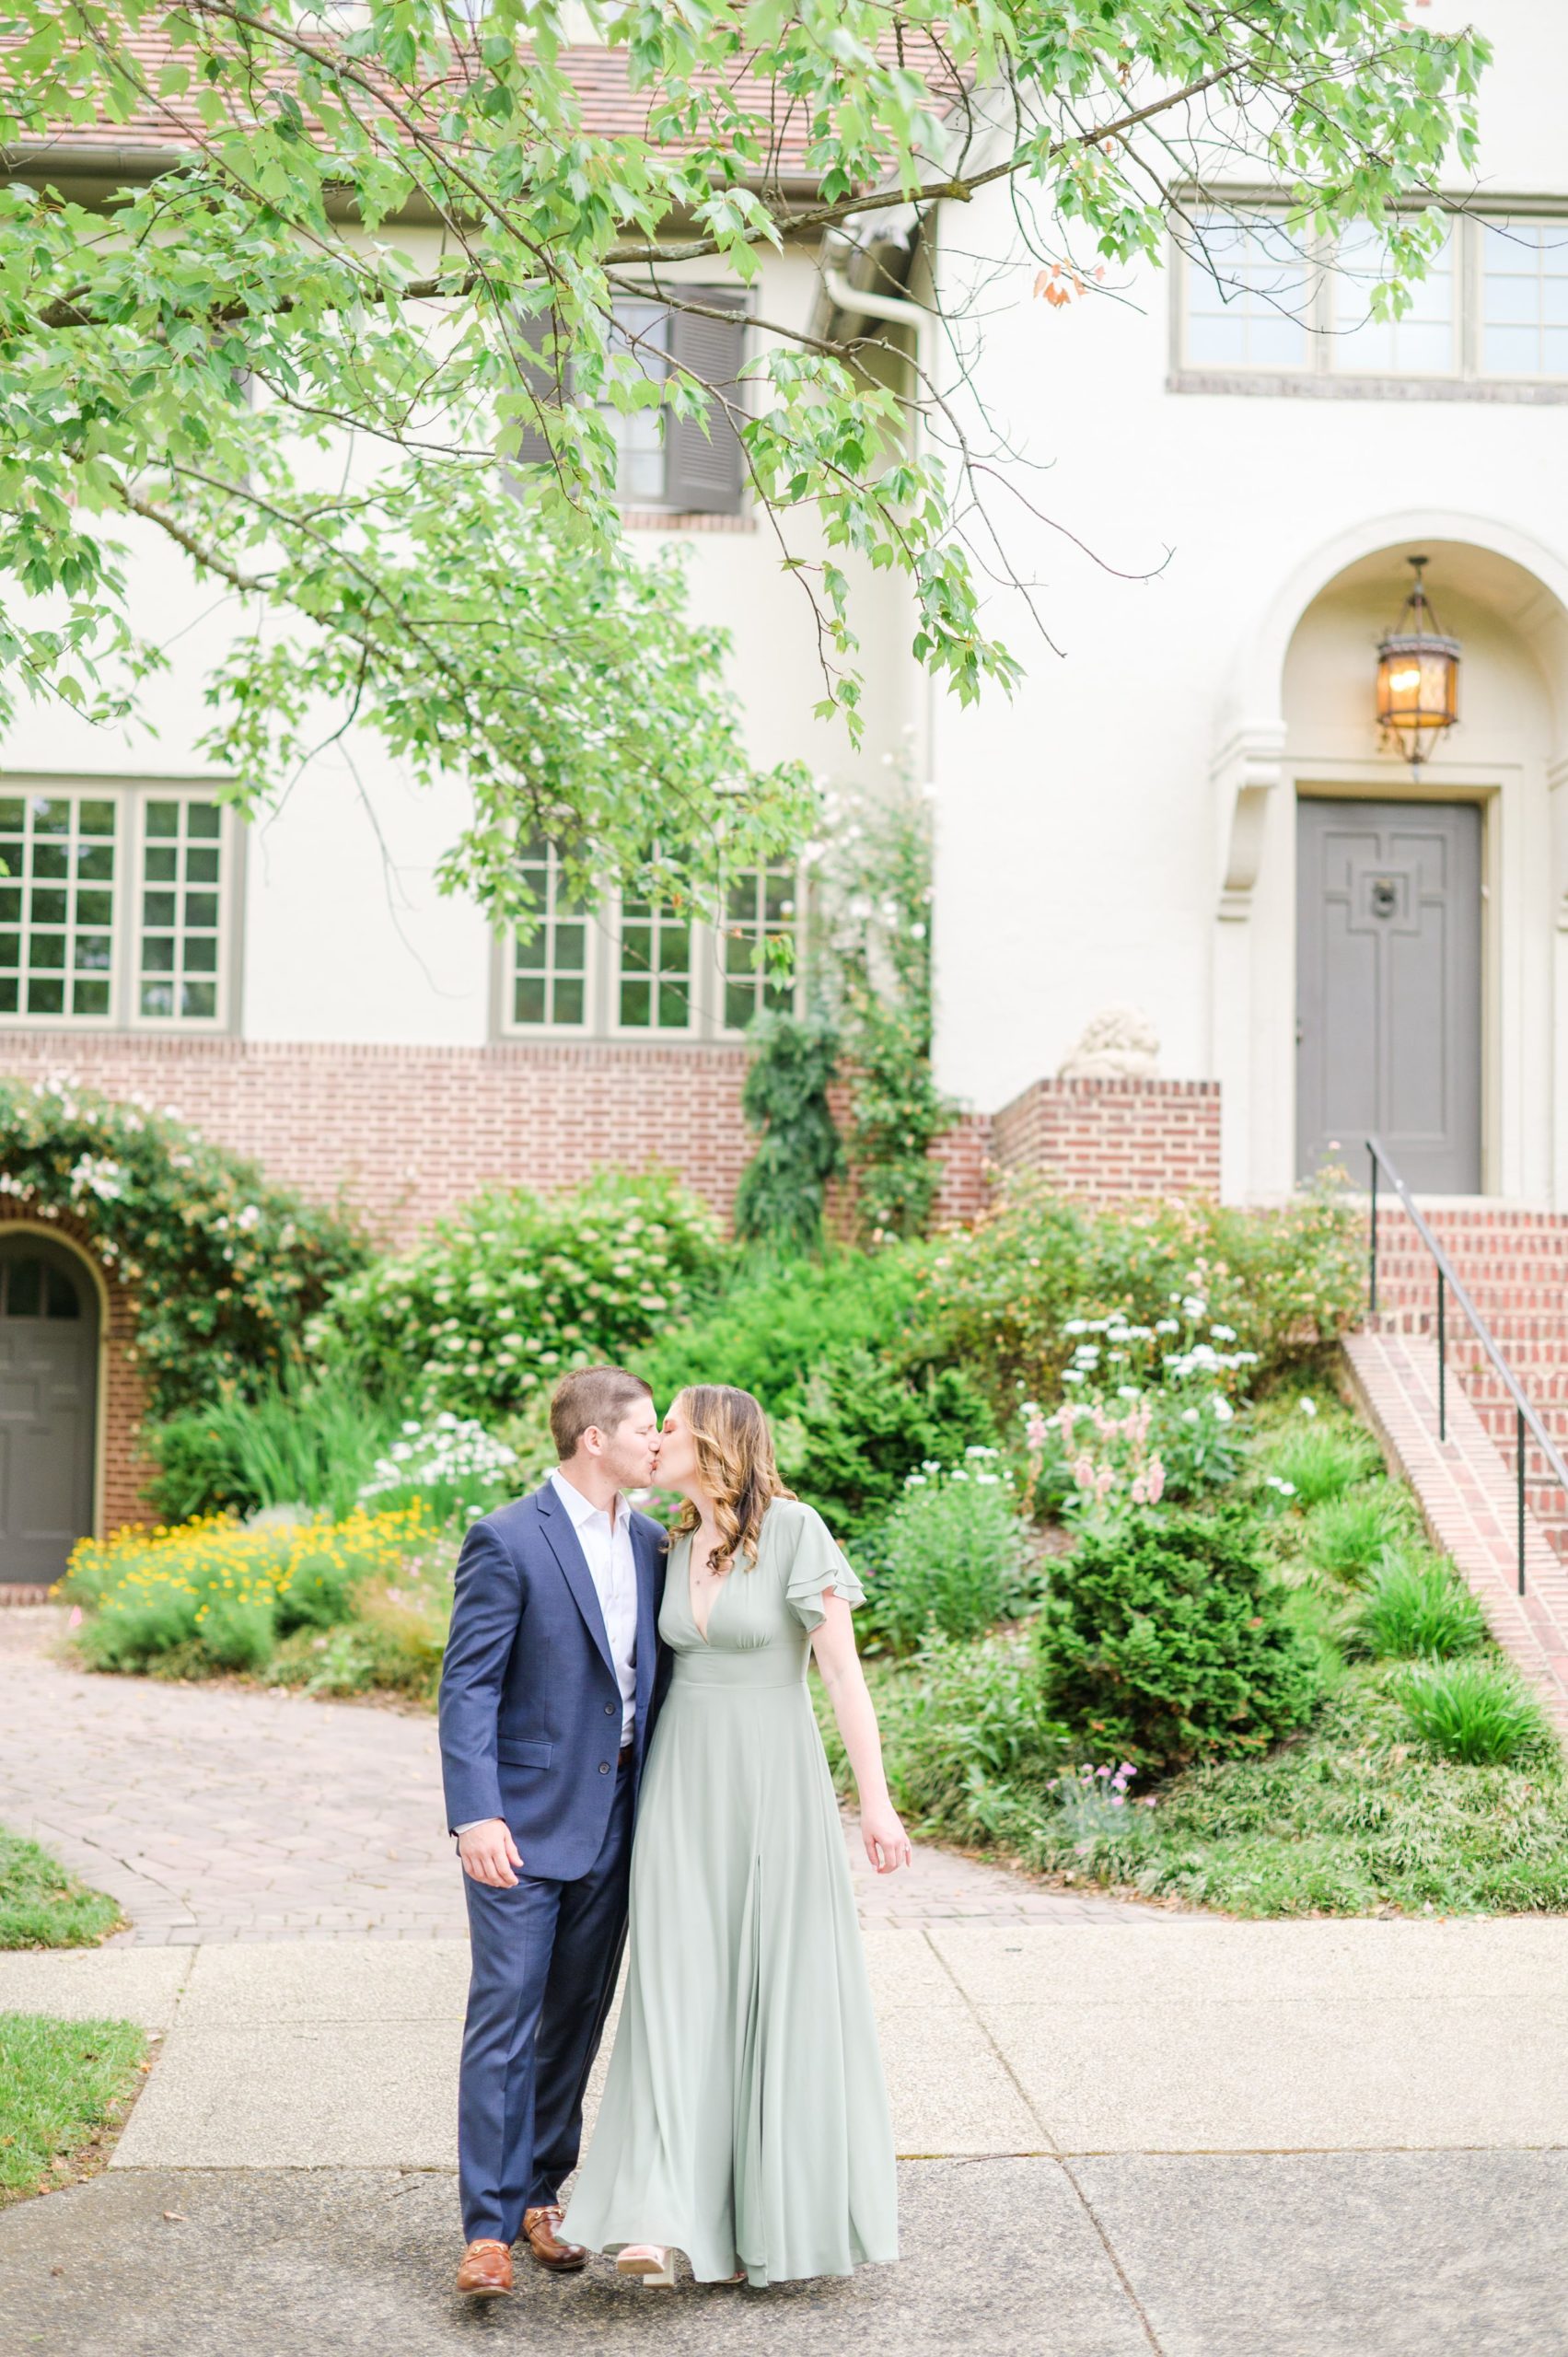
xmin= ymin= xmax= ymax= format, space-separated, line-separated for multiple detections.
xmin=0 ymin=1233 xmax=100 ymax=1583
xmin=1214 ymin=513 xmax=1568 ymax=1202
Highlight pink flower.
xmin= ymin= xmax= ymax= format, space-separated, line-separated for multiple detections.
xmin=1095 ymin=1465 xmax=1116 ymax=1500
xmin=1130 ymin=1479 xmax=1147 ymax=1505
xmin=1072 ymin=1455 xmax=1096 ymax=1490
xmin=68 ymin=1605 xmax=83 ymax=1629
xmin=1146 ymin=1457 xmax=1166 ymax=1505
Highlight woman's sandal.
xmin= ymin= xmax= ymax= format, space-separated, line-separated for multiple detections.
xmin=615 ymin=2245 xmax=677 ymax=2289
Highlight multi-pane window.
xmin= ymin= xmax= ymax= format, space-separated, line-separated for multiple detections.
xmin=600 ymin=301 xmax=672 ymax=503
xmin=512 ymin=841 xmax=589 ymax=1028
xmin=1181 ymin=209 xmax=1568 ymax=385
xmin=1185 ymin=216 xmax=1312 ymax=369
xmin=139 ymin=798 xmax=223 ymax=1021
xmin=721 ymin=863 xmax=798 ymax=1031
xmin=1330 ymin=220 xmax=1456 ymax=375
xmin=513 ymin=289 xmax=747 ymax=514
xmin=0 ymin=793 xmax=117 ymax=1019
xmin=502 ymin=856 xmax=802 ymax=1038
xmin=1481 ymin=219 xmax=1568 ymax=377
xmin=0 ymin=785 xmax=232 ymax=1028
xmin=618 ymin=892 xmax=693 ymax=1032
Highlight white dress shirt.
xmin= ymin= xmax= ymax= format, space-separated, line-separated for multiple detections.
xmin=548 ymin=1468 xmax=639 ymax=1747
xmin=456 ymin=1474 xmax=640 ymax=1837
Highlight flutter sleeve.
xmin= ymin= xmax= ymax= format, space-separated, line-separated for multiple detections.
xmin=783 ymin=1502 xmax=867 ymax=1631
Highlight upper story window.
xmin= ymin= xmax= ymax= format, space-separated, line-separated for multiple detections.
xmin=1178 ymin=208 xmax=1568 ymax=390
xmin=511 ymin=288 xmax=749 ymax=515
xmin=0 ymin=784 xmax=236 ymax=1030
xmin=1481 ymin=218 xmax=1568 ymax=377
xmin=502 ymin=854 xmax=802 ymax=1041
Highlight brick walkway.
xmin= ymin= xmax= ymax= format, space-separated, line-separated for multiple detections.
xmin=0 ymin=1611 xmax=1158 ymax=1941
xmin=1345 ymin=1329 xmax=1568 ymax=1733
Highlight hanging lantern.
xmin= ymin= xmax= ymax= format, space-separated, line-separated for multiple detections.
xmin=1376 ymin=555 xmax=1460 ymax=771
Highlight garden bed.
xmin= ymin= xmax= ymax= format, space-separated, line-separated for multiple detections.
xmin=819 ymin=1381 xmax=1568 ymax=1917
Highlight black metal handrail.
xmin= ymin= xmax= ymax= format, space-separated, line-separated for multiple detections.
xmin=1366 ymin=1135 xmax=1568 ymax=1596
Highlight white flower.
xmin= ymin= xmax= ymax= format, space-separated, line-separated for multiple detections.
xmin=1062 ymin=1369 xmax=1085 ymax=1385
xmin=1299 ymin=1398 xmax=1318 ymax=1419
xmin=1266 ymin=1475 xmax=1297 ymax=1497
xmin=1212 ymin=1397 xmax=1235 ymax=1422
xmin=1181 ymin=1407 xmax=1201 ymax=1425
xmin=1116 ymin=1386 xmax=1141 ymax=1401
xmin=1156 ymin=1318 xmax=1179 ymax=1335
xmin=1181 ymin=1295 xmax=1207 ymax=1318
xmin=1210 ymin=1323 xmax=1237 ymax=1341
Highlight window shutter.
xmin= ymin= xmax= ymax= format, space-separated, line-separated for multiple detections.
xmin=666 ymin=290 xmax=748 ymax=515
xmin=507 ymin=306 xmax=568 ymax=468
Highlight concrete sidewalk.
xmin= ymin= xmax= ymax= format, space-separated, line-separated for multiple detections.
xmin=9 ymin=1917 xmax=1568 ymax=2168
xmin=8 ymin=1920 xmax=1568 ymax=2353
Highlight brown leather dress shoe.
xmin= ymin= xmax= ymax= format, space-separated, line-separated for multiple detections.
xmin=522 ymin=2205 xmax=588 ymax=2272
xmin=456 ymin=2239 xmax=513 ymax=2297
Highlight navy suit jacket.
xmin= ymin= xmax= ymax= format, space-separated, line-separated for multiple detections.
xmin=438 ymin=1481 xmax=669 ymax=1882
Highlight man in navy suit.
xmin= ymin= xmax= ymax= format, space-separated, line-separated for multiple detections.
xmin=438 ymin=1364 xmax=668 ymax=2299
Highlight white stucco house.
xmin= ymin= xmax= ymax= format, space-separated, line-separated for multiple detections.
xmin=3 ymin=0 xmax=1568 ymax=1562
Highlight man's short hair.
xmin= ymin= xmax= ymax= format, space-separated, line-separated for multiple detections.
xmin=549 ymin=1365 xmax=655 ymax=1460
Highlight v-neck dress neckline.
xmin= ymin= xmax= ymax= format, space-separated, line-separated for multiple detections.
xmin=678 ymin=1528 xmax=731 ymax=1647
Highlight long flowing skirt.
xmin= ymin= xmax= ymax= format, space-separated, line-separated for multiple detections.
xmin=562 ymin=1666 xmax=899 ymax=2287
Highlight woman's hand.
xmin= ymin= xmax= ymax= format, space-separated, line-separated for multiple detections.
xmin=860 ymin=1801 xmax=912 ymax=1876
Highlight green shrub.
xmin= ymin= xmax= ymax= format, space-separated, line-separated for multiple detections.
xmin=317 ymin=1169 xmax=726 ymax=1423
xmin=145 ymin=1368 xmax=402 ymax=1522
xmin=1264 ymin=1418 xmax=1381 ymax=1507
xmin=1399 ymin=1660 xmax=1553 ymax=1766
xmin=1354 ymin=1554 xmax=1490 ymax=1663
xmin=1035 ymin=1509 xmax=1321 ymax=1774
xmin=355 ymin=1413 xmax=521 ymax=1525
xmin=820 ymin=1633 xmax=1067 ymax=1839
xmin=1305 ymin=1484 xmax=1410 ymax=1584
xmin=773 ymin=1348 xmax=997 ymax=1538
xmin=633 ymin=1247 xmax=930 ymax=1411
xmin=917 ymin=1168 xmax=1363 ymax=1414
xmin=857 ymin=1457 xmax=1037 ymax=1654
xmin=0 ymin=1078 xmax=366 ymax=1416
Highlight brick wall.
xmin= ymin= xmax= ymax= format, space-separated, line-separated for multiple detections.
xmin=0 ymin=1197 xmax=156 ymax=1546
xmin=3 ymin=1034 xmax=754 ymax=1247
xmin=989 ymin=1077 xmax=1222 ymax=1203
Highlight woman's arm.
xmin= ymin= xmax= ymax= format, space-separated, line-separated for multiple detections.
xmin=811 ymin=1591 xmax=912 ymax=1875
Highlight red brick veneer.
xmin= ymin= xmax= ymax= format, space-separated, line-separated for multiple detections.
xmin=2 ymin=1035 xmax=755 ymax=1248
xmin=989 ymin=1077 xmax=1222 ymax=1203
xmin=0 ymin=1197 xmax=156 ymax=1542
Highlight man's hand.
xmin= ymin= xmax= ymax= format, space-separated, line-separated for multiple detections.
xmin=458 ymin=1819 xmax=522 ymax=1888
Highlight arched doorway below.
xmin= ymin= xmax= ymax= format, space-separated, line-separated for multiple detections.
xmin=0 ymin=1235 xmax=99 ymax=1583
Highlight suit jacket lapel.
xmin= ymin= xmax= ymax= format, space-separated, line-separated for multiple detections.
xmin=535 ymin=1482 xmax=615 ymax=1678
xmin=632 ymin=1516 xmax=662 ymax=1723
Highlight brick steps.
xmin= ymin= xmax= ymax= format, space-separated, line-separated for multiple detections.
xmin=1344 ymin=1331 xmax=1568 ymax=1733
xmin=1367 ymin=1202 xmax=1568 ymax=1566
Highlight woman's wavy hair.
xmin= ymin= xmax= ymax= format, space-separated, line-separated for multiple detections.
xmin=668 ymin=1384 xmax=795 ymax=1571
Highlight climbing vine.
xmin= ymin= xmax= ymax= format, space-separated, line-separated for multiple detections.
xmin=814 ymin=770 xmax=952 ymax=1246
xmin=0 ymin=1077 xmax=366 ymax=1415
xmin=732 ymin=1013 xmax=844 ymax=1256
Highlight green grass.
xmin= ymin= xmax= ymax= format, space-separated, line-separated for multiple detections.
xmin=0 ymin=2014 xmax=148 ymax=2201
xmin=0 ymin=1831 xmax=122 ymax=1951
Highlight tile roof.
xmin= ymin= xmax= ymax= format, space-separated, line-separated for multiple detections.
xmin=9 ymin=29 xmax=964 ymax=187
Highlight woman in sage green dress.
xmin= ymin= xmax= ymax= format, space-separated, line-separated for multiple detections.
xmin=561 ymin=1383 xmax=910 ymax=2291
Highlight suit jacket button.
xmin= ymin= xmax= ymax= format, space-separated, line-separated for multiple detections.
xmin=604 ymin=1702 xmax=615 ymax=1715
xmin=598 ymin=1761 xmax=610 ymax=1773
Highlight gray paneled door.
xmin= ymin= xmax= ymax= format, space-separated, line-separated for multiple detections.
xmin=1296 ymin=797 xmax=1481 ymax=1192
xmin=0 ymin=1237 xmax=98 ymax=1583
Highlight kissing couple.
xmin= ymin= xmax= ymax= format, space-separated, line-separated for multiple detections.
xmin=437 ymin=1363 xmax=909 ymax=2296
